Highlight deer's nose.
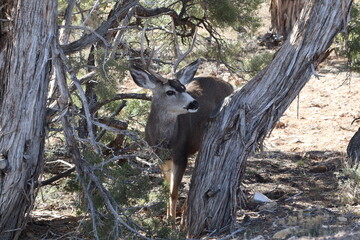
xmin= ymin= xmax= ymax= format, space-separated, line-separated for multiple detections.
xmin=186 ymin=100 xmax=199 ymax=112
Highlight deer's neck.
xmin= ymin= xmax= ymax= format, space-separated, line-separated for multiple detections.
xmin=146 ymin=105 xmax=179 ymax=148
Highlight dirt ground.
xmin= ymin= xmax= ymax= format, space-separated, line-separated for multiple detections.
xmin=265 ymin=59 xmax=360 ymax=153
xmin=235 ymin=57 xmax=360 ymax=239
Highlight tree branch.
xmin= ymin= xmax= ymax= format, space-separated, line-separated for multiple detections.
xmin=62 ymin=0 xmax=139 ymax=54
xmin=38 ymin=167 xmax=76 ymax=187
xmin=92 ymin=93 xmax=151 ymax=113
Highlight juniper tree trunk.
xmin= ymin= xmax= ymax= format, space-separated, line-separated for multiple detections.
xmin=185 ymin=0 xmax=353 ymax=237
xmin=270 ymin=0 xmax=305 ymax=40
xmin=0 ymin=1 xmax=56 ymax=239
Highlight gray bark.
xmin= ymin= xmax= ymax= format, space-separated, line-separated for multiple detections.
xmin=270 ymin=0 xmax=305 ymax=39
xmin=185 ymin=0 xmax=353 ymax=237
xmin=0 ymin=1 xmax=56 ymax=239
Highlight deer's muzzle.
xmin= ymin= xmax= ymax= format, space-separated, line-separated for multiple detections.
xmin=186 ymin=100 xmax=199 ymax=112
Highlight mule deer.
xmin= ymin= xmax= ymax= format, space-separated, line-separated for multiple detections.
xmin=130 ymin=59 xmax=233 ymax=221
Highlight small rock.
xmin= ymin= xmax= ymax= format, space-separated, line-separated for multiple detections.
xmin=287 ymin=237 xmax=297 ymax=240
xmin=272 ymin=227 xmax=298 ymax=239
xmin=254 ymin=192 xmax=273 ymax=203
xmin=250 ymin=236 xmax=265 ymax=240
xmin=337 ymin=216 xmax=347 ymax=222
xmin=275 ymin=121 xmax=287 ymax=129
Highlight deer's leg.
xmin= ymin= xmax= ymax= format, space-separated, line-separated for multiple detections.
xmin=160 ymin=160 xmax=172 ymax=185
xmin=160 ymin=160 xmax=173 ymax=217
xmin=169 ymin=157 xmax=187 ymax=222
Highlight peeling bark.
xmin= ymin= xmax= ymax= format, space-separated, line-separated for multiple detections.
xmin=270 ymin=0 xmax=305 ymax=39
xmin=0 ymin=1 xmax=56 ymax=239
xmin=185 ymin=0 xmax=353 ymax=237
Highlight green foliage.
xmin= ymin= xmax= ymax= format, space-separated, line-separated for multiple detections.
xmin=122 ymin=98 xmax=151 ymax=130
xmin=244 ymin=51 xmax=274 ymax=78
xmin=205 ymin=0 xmax=264 ymax=33
xmin=196 ymin=38 xmax=242 ymax=63
xmin=74 ymin=150 xmax=171 ymax=238
xmin=296 ymin=160 xmax=305 ymax=167
xmin=109 ymin=163 xmax=153 ymax=206
xmin=347 ymin=3 xmax=360 ymax=72
xmin=336 ymin=3 xmax=360 ymax=72
xmin=93 ymin=50 xmax=128 ymax=102
xmin=63 ymin=175 xmax=83 ymax=193
xmin=335 ymin=166 xmax=360 ymax=205
xmin=206 ymin=0 xmax=238 ymax=27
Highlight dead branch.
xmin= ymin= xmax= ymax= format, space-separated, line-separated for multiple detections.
xmin=58 ymin=51 xmax=99 ymax=153
xmin=59 ymin=0 xmax=76 ymax=45
xmin=172 ymin=18 xmax=198 ymax=73
xmin=108 ymin=6 xmax=135 ymax=61
xmin=82 ymin=0 xmax=100 ymax=26
xmin=69 ymin=71 xmax=97 ymax=92
xmin=97 ymin=118 xmax=127 ymax=131
xmin=95 ymin=100 xmax=127 ymax=142
xmin=60 ymin=25 xmax=111 ymax=49
xmin=134 ymin=5 xmax=177 ymax=19
xmin=52 ymin=40 xmax=101 ymax=239
xmin=135 ymin=3 xmax=196 ymax=37
xmin=62 ymin=0 xmax=138 ymax=54
xmin=38 ymin=167 xmax=76 ymax=187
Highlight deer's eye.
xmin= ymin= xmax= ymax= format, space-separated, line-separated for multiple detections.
xmin=166 ymin=90 xmax=176 ymax=96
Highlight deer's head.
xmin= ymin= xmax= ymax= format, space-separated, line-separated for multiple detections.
xmin=130 ymin=60 xmax=201 ymax=115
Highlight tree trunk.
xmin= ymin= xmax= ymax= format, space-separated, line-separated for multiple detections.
xmin=270 ymin=0 xmax=305 ymax=40
xmin=0 ymin=1 xmax=56 ymax=239
xmin=185 ymin=0 xmax=353 ymax=237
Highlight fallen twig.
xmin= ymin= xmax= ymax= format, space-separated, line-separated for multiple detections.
xmin=284 ymin=191 xmax=303 ymax=202
xmin=39 ymin=167 xmax=76 ymax=187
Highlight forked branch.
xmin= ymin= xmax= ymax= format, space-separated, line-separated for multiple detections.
xmin=172 ymin=18 xmax=198 ymax=73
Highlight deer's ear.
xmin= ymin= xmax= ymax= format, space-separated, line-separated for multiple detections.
xmin=130 ymin=68 xmax=157 ymax=89
xmin=175 ymin=59 xmax=201 ymax=85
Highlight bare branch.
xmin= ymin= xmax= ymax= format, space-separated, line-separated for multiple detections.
xmin=59 ymin=0 xmax=76 ymax=44
xmin=172 ymin=18 xmax=198 ymax=73
xmin=95 ymin=101 xmax=127 ymax=142
xmin=60 ymin=25 xmax=111 ymax=49
xmin=38 ymin=167 xmax=76 ymax=187
xmin=67 ymin=68 xmax=99 ymax=152
xmin=134 ymin=5 xmax=177 ymax=19
xmin=108 ymin=6 xmax=135 ymax=61
xmin=82 ymin=0 xmax=100 ymax=26
xmin=69 ymin=71 xmax=97 ymax=92
xmin=62 ymin=0 xmax=139 ymax=54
